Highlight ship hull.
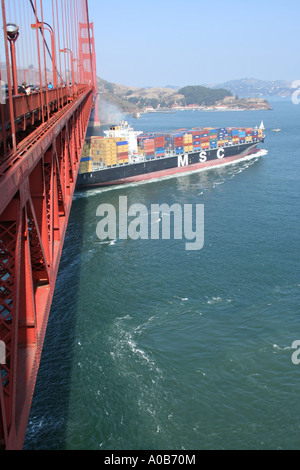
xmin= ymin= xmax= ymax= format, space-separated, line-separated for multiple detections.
xmin=76 ymin=142 xmax=260 ymax=189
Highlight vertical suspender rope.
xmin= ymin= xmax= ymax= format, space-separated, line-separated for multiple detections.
xmin=40 ymin=0 xmax=50 ymax=120
xmin=34 ymin=0 xmax=44 ymax=123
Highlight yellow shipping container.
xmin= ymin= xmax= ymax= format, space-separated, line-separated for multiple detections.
xmin=183 ymin=134 xmax=192 ymax=143
xmin=99 ymin=153 xmax=117 ymax=160
xmin=80 ymin=161 xmax=93 ymax=167
xmin=80 ymin=166 xmax=93 ymax=174
xmin=100 ymin=148 xmax=117 ymax=152
xmin=101 ymin=147 xmax=117 ymax=153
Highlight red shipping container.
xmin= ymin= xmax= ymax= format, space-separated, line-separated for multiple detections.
xmin=155 ymin=136 xmax=165 ymax=147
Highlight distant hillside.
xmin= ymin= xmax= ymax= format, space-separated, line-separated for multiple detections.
xmin=96 ymin=76 xmax=271 ymax=122
xmin=178 ymin=86 xmax=232 ymax=106
xmin=212 ymin=78 xmax=293 ymax=98
xmin=97 ymin=77 xmax=233 ymax=113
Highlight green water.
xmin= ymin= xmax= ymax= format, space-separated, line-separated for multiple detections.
xmin=24 ymin=102 xmax=300 ymax=450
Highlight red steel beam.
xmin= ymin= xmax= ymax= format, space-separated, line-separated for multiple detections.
xmin=0 ymin=86 xmax=93 ymax=450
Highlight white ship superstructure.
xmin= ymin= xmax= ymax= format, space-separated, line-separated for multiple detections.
xmin=104 ymin=121 xmax=142 ymax=157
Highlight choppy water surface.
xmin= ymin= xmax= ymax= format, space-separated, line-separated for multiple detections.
xmin=24 ymin=102 xmax=300 ymax=450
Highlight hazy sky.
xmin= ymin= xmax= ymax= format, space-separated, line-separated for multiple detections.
xmin=88 ymin=0 xmax=300 ymax=88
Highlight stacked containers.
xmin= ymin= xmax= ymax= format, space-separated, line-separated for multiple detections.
xmin=135 ymin=126 xmax=257 ymax=160
xmin=208 ymin=128 xmax=217 ymax=149
xmin=79 ymin=156 xmax=93 ymax=173
xmin=183 ymin=133 xmax=193 ymax=152
xmin=231 ymin=129 xmax=239 ymax=145
xmin=191 ymin=130 xmax=202 ymax=150
xmin=143 ymin=138 xmax=155 ymax=158
xmin=117 ymin=140 xmax=129 ymax=164
xmin=201 ymin=130 xmax=210 ymax=149
xmin=80 ymin=138 xmax=93 ymax=173
xmin=173 ymin=134 xmax=184 ymax=154
xmin=137 ymin=135 xmax=144 ymax=155
xmin=82 ymin=138 xmax=92 ymax=158
xmin=245 ymin=128 xmax=253 ymax=143
xmin=216 ymin=128 xmax=225 ymax=147
xmin=239 ymin=130 xmax=246 ymax=143
xmin=100 ymin=138 xmax=118 ymax=166
xmin=252 ymin=129 xmax=259 ymax=141
xmin=154 ymin=135 xmax=165 ymax=157
xmin=223 ymin=129 xmax=230 ymax=146
xmin=89 ymin=136 xmax=105 ymax=163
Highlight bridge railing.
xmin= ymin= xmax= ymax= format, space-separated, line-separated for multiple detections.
xmin=0 ymin=0 xmax=98 ymax=449
xmin=0 ymin=84 xmax=93 ymax=162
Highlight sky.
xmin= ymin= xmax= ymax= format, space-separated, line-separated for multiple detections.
xmin=87 ymin=0 xmax=299 ymax=88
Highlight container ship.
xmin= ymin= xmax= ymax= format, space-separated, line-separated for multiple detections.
xmin=76 ymin=121 xmax=265 ymax=188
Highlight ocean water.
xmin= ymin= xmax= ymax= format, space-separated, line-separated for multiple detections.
xmin=24 ymin=102 xmax=300 ymax=450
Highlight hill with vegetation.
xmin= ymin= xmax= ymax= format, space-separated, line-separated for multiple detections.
xmin=96 ymin=77 xmax=271 ymax=122
xmin=97 ymin=78 xmax=233 ymax=111
xmin=178 ymin=86 xmax=232 ymax=106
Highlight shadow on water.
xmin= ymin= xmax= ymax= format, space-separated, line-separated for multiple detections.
xmin=23 ymin=188 xmax=89 ymax=450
